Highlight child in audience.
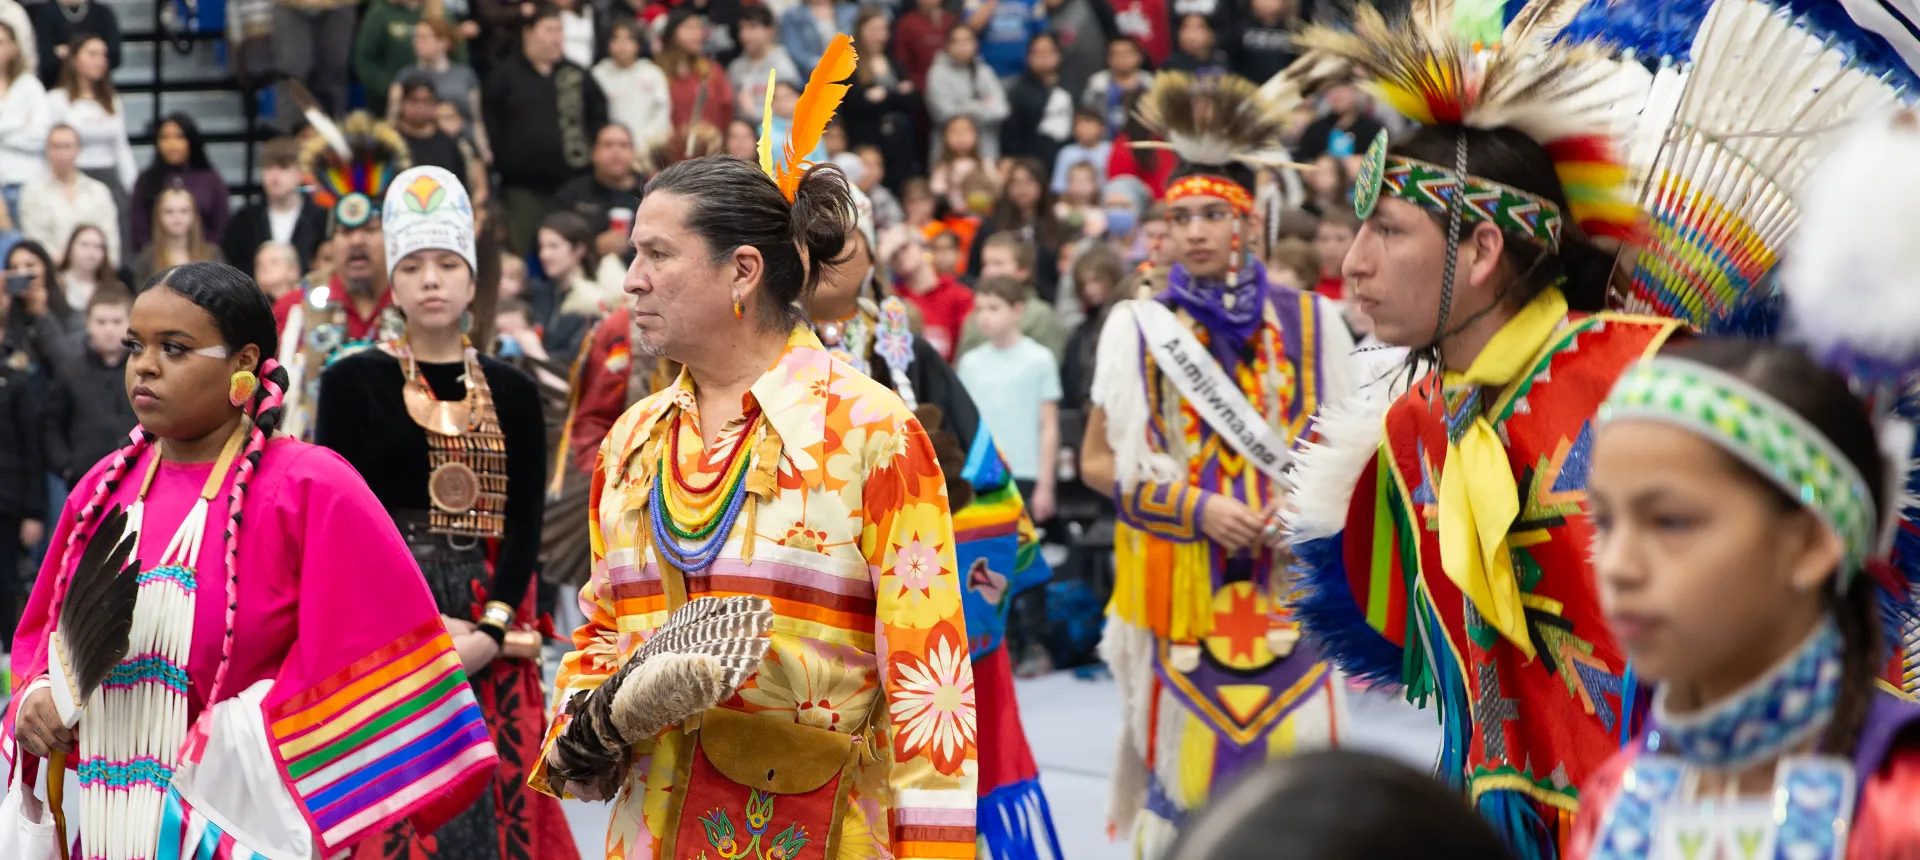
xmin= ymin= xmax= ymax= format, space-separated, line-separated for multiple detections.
xmin=930 ymin=229 xmax=964 ymax=279
xmin=499 ymin=250 xmax=528 ymax=300
xmin=1050 ymin=108 xmax=1110 ymax=194
xmin=1055 ymin=161 xmax=1101 ymax=235
xmin=955 ymin=274 xmax=1062 ymax=676
xmin=252 ymin=241 xmax=302 ymax=302
xmin=960 ymin=231 xmax=1067 ymax=358
xmin=1312 ymin=208 xmax=1358 ymax=299
xmin=1266 ymin=236 xmax=1319 ymax=291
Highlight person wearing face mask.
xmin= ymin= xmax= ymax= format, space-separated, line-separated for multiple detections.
xmin=272 ymin=112 xmax=410 ymax=441
xmin=1078 ymin=71 xmax=1356 ymax=859
xmin=314 ymin=165 xmax=577 ymax=860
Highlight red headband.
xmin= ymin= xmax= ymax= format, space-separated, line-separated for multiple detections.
xmin=1166 ymin=175 xmax=1254 ymax=214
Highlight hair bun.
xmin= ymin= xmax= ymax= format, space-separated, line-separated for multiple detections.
xmin=787 ymin=164 xmax=857 ymax=296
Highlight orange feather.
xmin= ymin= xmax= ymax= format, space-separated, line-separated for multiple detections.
xmin=777 ymin=34 xmax=858 ymax=200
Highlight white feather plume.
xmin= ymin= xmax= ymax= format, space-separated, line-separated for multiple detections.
xmin=1284 ymin=380 xmax=1397 ymax=542
xmin=1782 ymin=111 xmax=1920 ymax=370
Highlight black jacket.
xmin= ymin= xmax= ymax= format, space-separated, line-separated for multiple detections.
xmin=0 ymin=342 xmax=46 ymax=520
xmin=28 ymin=0 xmax=121 ymax=87
xmin=45 ymin=334 xmax=136 ymax=485
xmin=484 ymin=53 xmax=609 ymax=195
xmin=222 ymin=198 xmax=330 ymax=280
xmin=1001 ymin=73 xmax=1069 ymax=169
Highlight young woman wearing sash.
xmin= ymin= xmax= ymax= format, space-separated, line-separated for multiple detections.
xmin=1078 ymin=71 xmax=1356 ymax=859
xmin=7 ymin=261 xmax=496 ymax=859
xmin=312 ymin=166 xmax=578 ymax=860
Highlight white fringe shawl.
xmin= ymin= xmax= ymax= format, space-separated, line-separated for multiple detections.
xmin=1090 ymin=301 xmax=1183 ymax=490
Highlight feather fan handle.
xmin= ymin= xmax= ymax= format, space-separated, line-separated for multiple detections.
xmin=757 ymin=68 xmax=778 ymax=180
xmin=776 ymin=34 xmax=857 ymax=201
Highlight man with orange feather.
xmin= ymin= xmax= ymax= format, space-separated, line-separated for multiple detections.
xmin=532 ymin=36 xmax=982 ymax=860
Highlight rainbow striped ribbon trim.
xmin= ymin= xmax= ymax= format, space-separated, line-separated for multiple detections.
xmin=266 ymin=618 xmax=496 ymax=850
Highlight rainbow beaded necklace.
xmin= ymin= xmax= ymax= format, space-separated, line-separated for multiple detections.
xmin=649 ymin=408 xmax=763 ymax=571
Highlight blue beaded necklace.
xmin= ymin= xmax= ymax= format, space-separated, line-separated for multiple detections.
xmin=1646 ymin=619 xmax=1843 ymax=770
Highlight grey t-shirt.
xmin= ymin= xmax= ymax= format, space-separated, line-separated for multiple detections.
xmin=399 ymin=63 xmax=483 ymax=120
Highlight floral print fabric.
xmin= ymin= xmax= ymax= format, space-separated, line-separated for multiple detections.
xmin=531 ymin=327 xmax=979 ymax=860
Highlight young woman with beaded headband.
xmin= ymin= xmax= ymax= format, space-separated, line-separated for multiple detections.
xmin=1079 ymin=69 xmax=1358 ymax=858
xmin=1573 ymin=340 xmax=1920 ymax=856
xmin=1278 ymin=3 xmax=1685 ymax=856
xmin=312 ymin=166 xmax=577 ymax=860
xmin=5 ymin=261 xmax=496 ymax=859
xmin=532 ymin=39 xmax=979 ymax=858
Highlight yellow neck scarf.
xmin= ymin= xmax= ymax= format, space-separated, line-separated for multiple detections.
xmin=1435 ymin=286 xmax=1568 ymax=659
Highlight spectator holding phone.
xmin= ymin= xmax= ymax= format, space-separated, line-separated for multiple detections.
xmin=3 ymin=238 xmax=78 ymax=371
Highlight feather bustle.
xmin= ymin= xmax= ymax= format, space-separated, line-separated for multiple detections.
xmin=1132 ymin=72 xmax=1291 ymax=170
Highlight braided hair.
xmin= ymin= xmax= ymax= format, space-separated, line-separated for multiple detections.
xmin=43 ymin=262 xmax=292 ymax=719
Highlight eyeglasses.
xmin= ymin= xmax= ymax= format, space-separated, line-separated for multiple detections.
xmin=1167 ymin=207 xmax=1237 ymax=227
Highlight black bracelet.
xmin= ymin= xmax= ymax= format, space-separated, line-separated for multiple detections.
xmin=476 ymin=623 xmax=507 ymax=646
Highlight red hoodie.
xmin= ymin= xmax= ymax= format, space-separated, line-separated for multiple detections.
xmin=895 ymin=273 xmax=975 ymax=362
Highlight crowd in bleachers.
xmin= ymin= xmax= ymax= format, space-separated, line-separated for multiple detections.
xmin=0 ymin=0 xmax=1408 ymax=666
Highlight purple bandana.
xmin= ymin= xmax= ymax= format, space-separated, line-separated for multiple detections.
xmin=1161 ymin=259 xmax=1271 ymax=368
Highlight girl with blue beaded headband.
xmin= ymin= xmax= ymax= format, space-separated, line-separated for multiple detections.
xmin=1575 ymin=338 xmax=1920 ymax=856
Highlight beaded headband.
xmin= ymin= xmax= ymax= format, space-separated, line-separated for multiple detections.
xmin=1352 ymin=130 xmax=1564 ymax=252
xmin=1166 ymin=175 xmax=1254 ymax=215
xmin=1600 ymin=357 xmax=1877 ymax=582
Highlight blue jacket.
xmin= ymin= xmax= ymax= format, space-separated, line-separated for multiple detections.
xmin=779 ymin=2 xmax=860 ymax=77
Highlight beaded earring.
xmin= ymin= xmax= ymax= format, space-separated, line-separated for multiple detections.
xmin=229 ymin=370 xmax=258 ymax=408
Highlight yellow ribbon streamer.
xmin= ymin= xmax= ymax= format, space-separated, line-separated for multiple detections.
xmin=1435 ymin=287 xmax=1568 ymax=659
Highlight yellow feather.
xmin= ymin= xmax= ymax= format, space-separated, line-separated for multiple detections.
xmin=757 ymin=68 xmax=778 ymax=179
xmin=776 ymin=34 xmax=858 ymax=200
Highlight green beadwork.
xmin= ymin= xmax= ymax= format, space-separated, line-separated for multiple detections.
xmin=1353 ymin=129 xmax=1390 ymax=220
xmin=1348 ymin=129 xmax=1565 ymax=251
xmin=1601 ymin=357 xmax=1876 ymax=579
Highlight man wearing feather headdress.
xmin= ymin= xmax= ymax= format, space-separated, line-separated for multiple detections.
xmin=1077 ymin=69 xmax=1358 ymax=858
xmin=1278 ymin=4 xmax=1687 ymax=856
xmin=270 ymin=111 xmax=411 ymax=441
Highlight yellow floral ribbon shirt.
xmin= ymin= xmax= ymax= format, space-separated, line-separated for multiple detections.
xmin=530 ymin=327 xmax=979 ymax=860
